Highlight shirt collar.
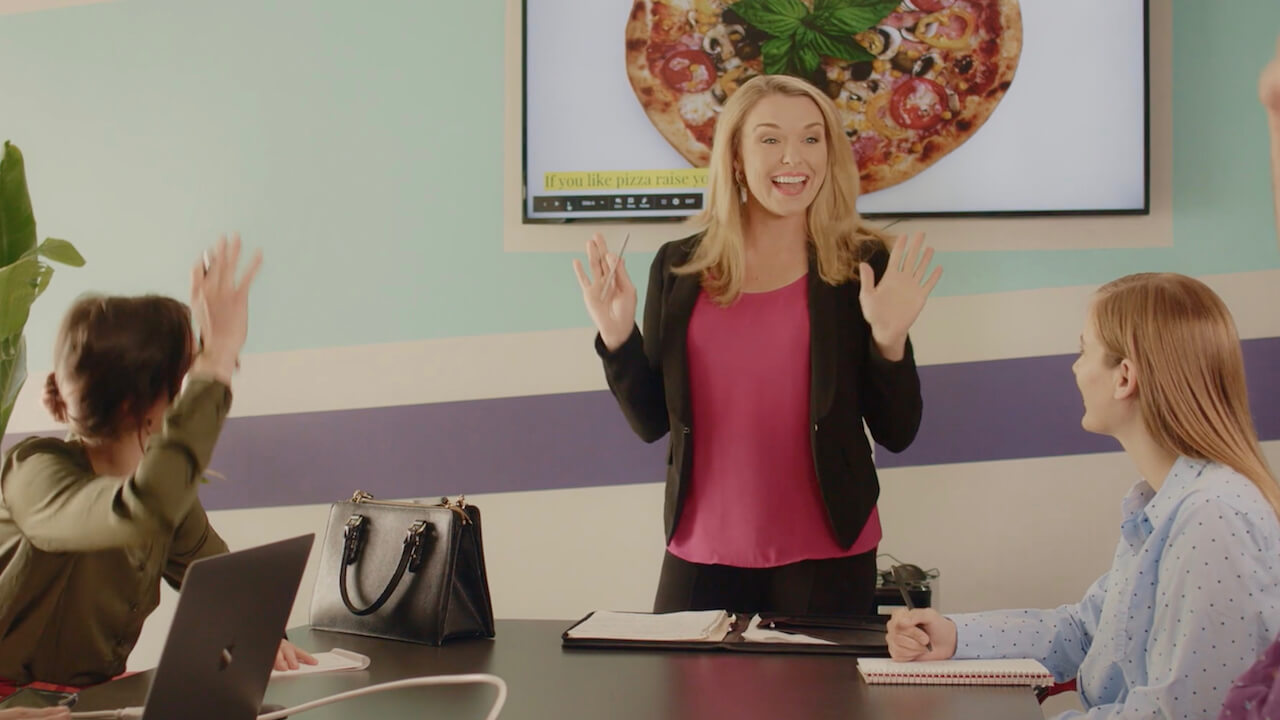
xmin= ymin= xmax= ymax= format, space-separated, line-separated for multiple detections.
xmin=1143 ymin=456 xmax=1210 ymax=528
xmin=1119 ymin=456 xmax=1208 ymax=545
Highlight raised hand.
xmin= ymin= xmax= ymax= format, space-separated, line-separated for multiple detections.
xmin=858 ymin=233 xmax=943 ymax=361
xmin=572 ymin=234 xmax=638 ymax=351
xmin=189 ymin=232 xmax=263 ymax=384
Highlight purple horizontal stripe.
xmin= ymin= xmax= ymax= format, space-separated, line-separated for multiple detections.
xmin=5 ymin=337 xmax=1279 ymax=511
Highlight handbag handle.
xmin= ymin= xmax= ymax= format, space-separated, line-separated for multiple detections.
xmin=338 ymin=515 xmax=431 ymax=616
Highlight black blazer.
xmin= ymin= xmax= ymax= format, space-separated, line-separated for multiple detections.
xmin=595 ymin=234 xmax=923 ymax=549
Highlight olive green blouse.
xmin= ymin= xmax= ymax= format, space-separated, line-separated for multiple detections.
xmin=0 ymin=377 xmax=231 ymax=686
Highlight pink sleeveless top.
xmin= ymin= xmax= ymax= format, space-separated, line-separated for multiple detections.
xmin=667 ymin=275 xmax=881 ymax=568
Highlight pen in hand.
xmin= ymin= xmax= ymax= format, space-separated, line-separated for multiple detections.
xmin=893 ymin=566 xmax=933 ymax=653
xmin=600 ymin=233 xmax=630 ymax=297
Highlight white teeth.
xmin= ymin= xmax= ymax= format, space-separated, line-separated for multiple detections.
xmin=773 ymin=176 xmax=806 ymax=184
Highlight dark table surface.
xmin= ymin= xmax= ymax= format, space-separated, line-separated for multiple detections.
xmin=74 ymin=619 xmax=1044 ymax=720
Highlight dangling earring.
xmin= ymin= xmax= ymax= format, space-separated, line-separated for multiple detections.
xmin=735 ymin=172 xmax=747 ymax=204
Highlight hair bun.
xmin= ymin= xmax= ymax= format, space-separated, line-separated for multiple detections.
xmin=42 ymin=372 xmax=69 ymax=424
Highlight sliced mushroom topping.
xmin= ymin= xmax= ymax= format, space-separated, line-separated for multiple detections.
xmin=702 ymin=24 xmax=746 ymax=63
xmin=854 ymin=26 xmax=902 ymax=60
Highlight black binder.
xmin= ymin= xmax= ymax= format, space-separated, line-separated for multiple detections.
xmin=561 ymin=612 xmax=889 ymax=656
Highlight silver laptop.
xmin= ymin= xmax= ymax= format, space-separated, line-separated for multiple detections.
xmin=140 ymin=534 xmax=314 ymax=720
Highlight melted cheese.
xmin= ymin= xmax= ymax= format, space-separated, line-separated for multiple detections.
xmin=679 ymin=92 xmax=718 ymax=125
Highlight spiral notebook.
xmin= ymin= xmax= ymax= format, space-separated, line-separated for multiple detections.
xmin=856 ymin=657 xmax=1055 ymax=687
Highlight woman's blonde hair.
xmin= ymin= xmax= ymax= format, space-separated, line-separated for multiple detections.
xmin=1093 ymin=272 xmax=1280 ymax=518
xmin=676 ymin=74 xmax=889 ymax=304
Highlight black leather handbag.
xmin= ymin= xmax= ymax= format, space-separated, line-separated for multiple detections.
xmin=309 ymin=491 xmax=495 ymax=645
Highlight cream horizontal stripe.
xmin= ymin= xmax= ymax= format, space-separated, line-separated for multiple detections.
xmin=9 ymin=269 xmax=1280 ymax=433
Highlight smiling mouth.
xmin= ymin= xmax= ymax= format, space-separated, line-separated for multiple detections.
xmin=771 ymin=174 xmax=809 ymax=196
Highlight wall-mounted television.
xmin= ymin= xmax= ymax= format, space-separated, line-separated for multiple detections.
xmin=523 ymin=0 xmax=1148 ymax=222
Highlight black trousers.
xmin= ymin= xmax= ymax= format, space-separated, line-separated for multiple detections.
xmin=653 ymin=548 xmax=878 ymax=617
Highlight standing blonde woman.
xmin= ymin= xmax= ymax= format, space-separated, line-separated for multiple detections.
xmin=574 ymin=74 xmax=942 ymax=616
xmin=888 ymin=272 xmax=1280 ymax=720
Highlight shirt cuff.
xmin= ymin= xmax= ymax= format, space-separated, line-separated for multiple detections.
xmin=867 ymin=335 xmax=915 ymax=371
xmin=159 ymin=376 xmax=233 ymax=472
xmin=594 ymin=325 xmax=642 ymax=359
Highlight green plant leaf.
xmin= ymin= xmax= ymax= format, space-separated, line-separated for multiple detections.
xmin=813 ymin=0 xmax=900 ymax=35
xmin=0 ymin=143 xmax=81 ymax=439
xmin=730 ymin=0 xmax=807 ymax=36
xmin=807 ymin=31 xmax=875 ymax=62
xmin=0 ymin=141 xmax=37 ymax=268
xmin=29 ymin=237 xmax=86 ymax=267
xmin=0 ymin=256 xmax=42 ymax=339
xmin=31 ymin=262 xmax=53 ymax=302
xmin=0 ymin=334 xmax=28 ymax=439
xmin=762 ymin=34 xmax=796 ymax=75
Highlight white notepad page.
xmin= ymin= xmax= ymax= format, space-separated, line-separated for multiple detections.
xmin=566 ymin=610 xmax=734 ymax=642
xmin=857 ymin=657 xmax=1055 ymax=686
xmin=270 ymin=648 xmax=371 ymax=677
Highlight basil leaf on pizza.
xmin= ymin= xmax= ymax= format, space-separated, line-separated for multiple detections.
xmin=805 ymin=31 xmax=873 ymax=64
xmin=762 ymin=34 xmax=797 ymax=75
xmin=813 ymin=0 xmax=903 ymax=35
xmin=730 ymin=0 xmax=808 ymax=36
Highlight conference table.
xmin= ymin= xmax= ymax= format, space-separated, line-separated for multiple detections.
xmin=74 ymin=619 xmax=1045 ymax=719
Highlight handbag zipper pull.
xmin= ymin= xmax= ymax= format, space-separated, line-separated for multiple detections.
xmin=437 ymin=496 xmax=472 ymax=525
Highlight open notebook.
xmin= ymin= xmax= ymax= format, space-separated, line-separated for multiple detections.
xmin=565 ymin=610 xmax=735 ymax=642
xmin=856 ymin=657 xmax=1056 ymax=687
xmin=562 ymin=610 xmax=888 ymax=656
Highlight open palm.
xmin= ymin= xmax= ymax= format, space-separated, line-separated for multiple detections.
xmin=858 ymin=233 xmax=942 ymax=354
xmin=572 ymin=234 xmax=637 ymax=351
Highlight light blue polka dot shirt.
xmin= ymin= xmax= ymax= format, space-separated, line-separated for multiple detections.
xmin=951 ymin=457 xmax=1280 ymax=719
